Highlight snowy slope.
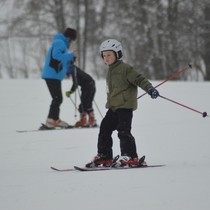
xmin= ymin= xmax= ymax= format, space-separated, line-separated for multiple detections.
xmin=0 ymin=79 xmax=210 ymax=210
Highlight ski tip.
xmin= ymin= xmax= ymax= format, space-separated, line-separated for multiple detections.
xmin=145 ymin=164 xmax=166 ymax=168
xmin=74 ymin=166 xmax=87 ymax=171
xmin=50 ymin=166 xmax=59 ymax=171
xmin=39 ymin=123 xmax=74 ymax=130
xmin=51 ymin=166 xmax=75 ymax=172
xmin=16 ymin=130 xmax=25 ymax=133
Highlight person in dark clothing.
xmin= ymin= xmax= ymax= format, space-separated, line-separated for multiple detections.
xmin=66 ymin=65 xmax=97 ymax=127
xmin=42 ymin=27 xmax=77 ymax=128
xmin=86 ymin=39 xmax=159 ymax=168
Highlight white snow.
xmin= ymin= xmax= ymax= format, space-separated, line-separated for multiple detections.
xmin=0 ymin=79 xmax=210 ymax=210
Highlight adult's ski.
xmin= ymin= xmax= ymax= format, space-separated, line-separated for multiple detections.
xmin=17 ymin=123 xmax=98 ymax=133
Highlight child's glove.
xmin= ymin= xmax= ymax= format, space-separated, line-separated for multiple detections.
xmin=148 ymin=87 xmax=159 ymax=99
xmin=66 ymin=90 xmax=74 ymax=97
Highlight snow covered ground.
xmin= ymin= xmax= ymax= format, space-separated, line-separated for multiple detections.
xmin=0 ymin=79 xmax=210 ymax=210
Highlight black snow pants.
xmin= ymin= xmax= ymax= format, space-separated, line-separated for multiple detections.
xmin=45 ymin=79 xmax=62 ymax=120
xmin=71 ymin=66 xmax=96 ymax=114
xmin=97 ymin=108 xmax=138 ymax=159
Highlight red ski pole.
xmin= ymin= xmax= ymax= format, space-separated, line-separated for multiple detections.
xmin=137 ymin=64 xmax=192 ymax=99
xmin=159 ymin=95 xmax=208 ymax=118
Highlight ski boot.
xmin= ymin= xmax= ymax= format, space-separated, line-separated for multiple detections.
xmin=86 ymin=154 xmax=113 ymax=168
xmin=45 ymin=118 xmax=70 ymax=128
xmin=75 ymin=112 xmax=88 ymax=127
xmin=111 ymin=155 xmax=147 ymax=168
xmin=87 ymin=111 xmax=98 ymax=127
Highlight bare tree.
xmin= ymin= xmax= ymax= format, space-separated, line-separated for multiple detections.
xmin=1 ymin=0 xmax=210 ymax=80
xmin=202 ymin=3 xmax=210 ymax=80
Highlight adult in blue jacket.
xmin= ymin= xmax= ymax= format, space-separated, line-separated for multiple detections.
xmin=42 ymin=27 xmax=77 ymax=128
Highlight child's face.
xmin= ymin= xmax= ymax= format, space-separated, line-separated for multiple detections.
xmin=102 ymin=51 xmax=117 ymax=65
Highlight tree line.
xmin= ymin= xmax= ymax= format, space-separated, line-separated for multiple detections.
xmin=0 ymin=0 xmax=210 ymax=80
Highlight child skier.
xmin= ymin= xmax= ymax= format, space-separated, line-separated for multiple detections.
xmin=86 ymin=39 xmax=159 ymax=168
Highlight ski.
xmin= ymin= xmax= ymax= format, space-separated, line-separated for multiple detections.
xmin=50 ymin=164 xmax=165 ymax=172
xmin=17 ymin=123 xmax=98 ymax=133
xmin=74 ymin=164 xmax=165 ymax=172
xmin=50 ymin=156 xmax=165 ymax=172
xmin=50 ymin=167 xmax=75 ymax=172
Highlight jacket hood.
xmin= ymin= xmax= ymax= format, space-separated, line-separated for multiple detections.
xmin=53 ymin=33 xmax=70 ymax=48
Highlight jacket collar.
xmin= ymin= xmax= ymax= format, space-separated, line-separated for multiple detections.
xmin=109 ymin=60 xmax=123 ymax=70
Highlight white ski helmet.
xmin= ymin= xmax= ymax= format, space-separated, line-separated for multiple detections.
xmin=100 ymin=39 xmax=123 ymax=59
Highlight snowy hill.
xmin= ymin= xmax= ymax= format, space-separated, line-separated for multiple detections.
xmin=0 ymin=79 xmax=210 ymax=210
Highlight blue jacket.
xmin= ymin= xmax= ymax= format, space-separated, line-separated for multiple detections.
xmin=42 ymin=33 xmax=75 ymax=80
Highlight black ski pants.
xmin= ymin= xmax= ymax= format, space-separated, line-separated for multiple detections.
xmin=79 ymin=80 xmax=96 ymax=113
xmin=71 ymin=66 xmax=96 ymax=114
xmin=97 ymin=108 xmax=138 ymax=159
xmin=45 ymin=79 xmax=62 ymax=120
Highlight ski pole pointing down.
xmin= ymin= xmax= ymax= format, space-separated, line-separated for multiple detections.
xmin=159 ymin=95 xmax=208 ymax=118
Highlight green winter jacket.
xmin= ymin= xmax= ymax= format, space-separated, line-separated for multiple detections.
xmin=106 ymin=60 xmax=152 ymax=111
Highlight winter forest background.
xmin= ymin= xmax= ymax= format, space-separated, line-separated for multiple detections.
xmin=0 ymin=0 xmax=210 ymax=81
